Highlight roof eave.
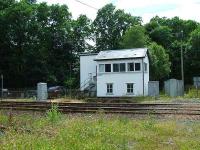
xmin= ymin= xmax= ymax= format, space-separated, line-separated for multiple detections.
xmin=94 ymin=56 xmax=146 ymax=61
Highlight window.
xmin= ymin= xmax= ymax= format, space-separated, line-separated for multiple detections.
xmin=105 ymin=64 xmax=111 ymax=72
xmin=113 ymin=63 xmax=125 ymax=72
xmin=99 ymin=64 xmax=104 ymax=72
xmin=107 ymin=83 xmax=113 ymax=94
xmin=120 ymin=63 xmax=126 ymax=72
xmin=128 ymin=63 xmax=134 ymax=71
xmin=127 ymin=83 xmax=134 ymax=94
xmin=113 ymin=64 xmax=119 ymax=72
xmin=144 ymin=63 xmax=147 ymax=72
xmin=135 ymin=63 xmax=141 ymax=71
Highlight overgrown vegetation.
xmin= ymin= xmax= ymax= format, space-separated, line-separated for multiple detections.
xmin=0 ymin=1 xmax=199 ymax=88
xmin=185 ymin=87 xmax=200 ymax=99
xmin=1 ymin=111 xmax=200 ymax=149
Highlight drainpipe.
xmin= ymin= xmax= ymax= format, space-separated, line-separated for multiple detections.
xmin=142 ymin=59 xmax=144 ymax=96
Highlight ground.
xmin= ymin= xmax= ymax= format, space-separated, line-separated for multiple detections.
xmin=1 ymin=110 xmax=200 ymax=150
xmin=1 ymin=95 xmax=200 ymax=149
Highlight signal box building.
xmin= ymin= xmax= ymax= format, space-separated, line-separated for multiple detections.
xmin=80 ymin=48 xmax=149 ymax=97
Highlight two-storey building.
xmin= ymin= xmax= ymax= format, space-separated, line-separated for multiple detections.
xmin=80 ymin=48 xmax=149 ymax=97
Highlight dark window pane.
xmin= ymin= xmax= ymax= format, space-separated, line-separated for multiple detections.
xmin=113 ymin=64 xmax=119 ymax=72
xmin=127 ymin=83 xmax=134 ymax=93
xmin=105 ymin=64 xmax=111 ymax=72
xmin=135 ymin=63 xmax=141 ymax=71
xmin=107 ymin=83 xmax=113 ymax=93
xmin=120 ymin=63 xmax=125 ymax=72
xmin=128 ymin=63 xmax=134 ymax=71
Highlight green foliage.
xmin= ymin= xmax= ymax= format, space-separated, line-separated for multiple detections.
xmin=93 ymin=3 xmax=141 ymax=51
xmin=145 ymin=16 xmax=199 ymax=83
xmin=0 ymin=0 xmax=91 ymax=87
xmin=185 ymin=87 xmax=200 ymax=98
xmin=148 ymin=42 xmax=171 ymax=80
xmin=120 ymin=25 xmax=147 ymax=48
xmin=186 ymin=26 xmax=200 ymax=79
xmin=0 ymin=1 xmax=200 ymax=87
xmin=46 ymin=104 xmax=61 ymax=124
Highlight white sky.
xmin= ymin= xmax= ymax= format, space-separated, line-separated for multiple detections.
xmin=37 ymin=0 xmax=200 ymax=23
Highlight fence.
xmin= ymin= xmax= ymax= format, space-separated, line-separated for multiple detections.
xmin=1 ymin=89 xmax=37 ymax=99
xmin=0 ymin=88 xmax=96 ymax=100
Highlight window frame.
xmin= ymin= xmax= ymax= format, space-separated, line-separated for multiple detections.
xmin=113 ymin=63 xmax=126 ymax=72
xmin=99 ymin=64 xmax=105 ymax=73
xmin=106 ymin=83 xmax=113 ymax=94
xmin=120 ymin=63 xmax=126 ymax=72
xmin=113 ymin=63 xmax=120 ymax=72
xmin=135 ymin=63 xmax=141 ymax=71
xmin=105 ymin=64 xmax=111 ymax=72
xmin=144 ymin=62 xmax=147 ymax=72
xmin=127 ymin=83 xmax=134 ymax=94
xmin=127 ymin=62 xmax=134 ymax=72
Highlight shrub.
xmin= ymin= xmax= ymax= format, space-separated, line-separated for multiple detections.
xmin=186 ymin=88 xmax=200 ymax=98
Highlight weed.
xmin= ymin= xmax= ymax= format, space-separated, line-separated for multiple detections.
xmin=46 ymin=104 xmax=61 ymax=124
xmin=186 ymin=87 xmax=200 ymax=98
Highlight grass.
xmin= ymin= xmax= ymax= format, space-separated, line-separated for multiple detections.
xmin=1 ymin=110 xmax=200 ymax=150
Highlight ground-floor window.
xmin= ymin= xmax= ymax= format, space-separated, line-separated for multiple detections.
xmin=127 ymin=83 xmax=134 ymax=94
xmin=107 ymin=83 xmax=113 ymax=94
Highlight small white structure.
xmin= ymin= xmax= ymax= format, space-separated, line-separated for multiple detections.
xmin=37 ymin=82 xmax=48 ymax=100
xmin=80 ymin=48 xmax=149 ymax=97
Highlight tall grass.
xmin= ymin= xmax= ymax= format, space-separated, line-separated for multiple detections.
xmin=1 ymin=113 xmax=200 ymax=150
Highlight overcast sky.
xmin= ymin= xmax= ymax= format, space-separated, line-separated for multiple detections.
xmin=37 ymin=0 xmax=200 ymax=23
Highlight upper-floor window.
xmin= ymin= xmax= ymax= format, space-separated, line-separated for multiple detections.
xmin=135 ymin=63 xmax=141 ymax=71
xmin=120 ymin=63 xmax=126 ymax=72
xmin=144 ymin=62 xmax=147 ymax=72
xmin=113 ymin=63 xmax=125 ymax=72
xmin=128 ymin=63 xmax=134 ymax=71
xmin=113 ymin=64 xmax=119 ymax=72
xmin=99 ymin=64 xmax=104 ymax=72
xmin=105 ymin=64 xmax=111 ymax=72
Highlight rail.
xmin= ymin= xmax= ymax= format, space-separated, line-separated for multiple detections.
xmin=1 ymin=101 xmax=200 ymax=115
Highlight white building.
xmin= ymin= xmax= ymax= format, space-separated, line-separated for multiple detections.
xmin=80 ymin=48 xmax=149 ymax=97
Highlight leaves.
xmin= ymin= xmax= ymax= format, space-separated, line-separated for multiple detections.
xmin=148 ymin=42 xmax=171 ymax=80
xmin=120 ymin=25 xmax=148 ymax=48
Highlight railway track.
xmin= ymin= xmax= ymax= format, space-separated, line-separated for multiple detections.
xmin=1 ymin=101 xmax=200 ymax=115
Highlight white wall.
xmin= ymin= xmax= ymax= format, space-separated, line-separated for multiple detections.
xmin=80 ymin=54 xmax=97 ymax=90
xmin=96 ymin=57 xmax=149 ymax=97
xmin=143 ymin=55 xmax=149 ymax=96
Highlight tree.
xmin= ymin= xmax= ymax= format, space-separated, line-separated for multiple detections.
xmin=185 ymin=26 xmax=200 ymax=82
xmin=0 ymin=1 xmax=91 ymax=88
xmin=148 ymin=42 xmax=171 ymax=80
xmin=71 ymin=15 xmax=92 ymax=53
xmin=93 ymin=3 xmax=141 ymax=51
xmin=120 ymin=25 xmax=148 ymax=48
xmin=145 ymin=16 xmax=199 ymax=83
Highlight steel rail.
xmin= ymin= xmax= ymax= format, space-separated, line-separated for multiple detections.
xmin=1 ymin=101 xmax=200 ymax=116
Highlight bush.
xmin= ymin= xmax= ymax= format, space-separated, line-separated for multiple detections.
xmin=186 ymin=88 xmax=200 ymax=98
